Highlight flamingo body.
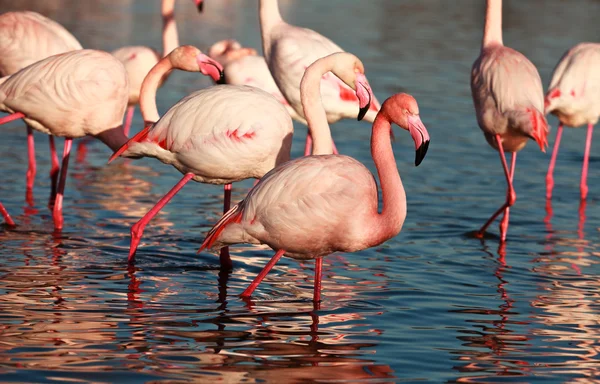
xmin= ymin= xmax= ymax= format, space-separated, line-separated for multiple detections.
xmin=203 ymin=154 xmax=381 ymax=260
xmin=0 ymin=49 xmax=129 ymax=137
xmin=119 ymin=84 xmax=293 ymax=184
xmin=0 ymin=11 xmax=82 ymax=76
xmin=111 ymin=46 xmax=160 ymax=106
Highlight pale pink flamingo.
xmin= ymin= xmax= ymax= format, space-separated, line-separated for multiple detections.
xmin=110 ymin=0 xmax=200 ymax=137
xmin=208 ymin=39 xmax=305 ymax=123
xmin=107 ymin=45 xmax=291 ymax=268
xmin=198 ymin=91 xmax=429 ymax=303
xmin=544 ymin=43 xmax=600 ymax=201
xmin=0 ymin=11 xmax=82 ymax=203
xmin=471 ymin=0 xmax=548 ymax=241
xmin=258 ymin=0 xmax=381 ymax=156
xmin=0 ymin=49 xmax=129 ymax=230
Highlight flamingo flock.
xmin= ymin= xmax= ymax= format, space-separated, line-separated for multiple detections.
xmin=0 ymin=0 xmax=596 ymax=304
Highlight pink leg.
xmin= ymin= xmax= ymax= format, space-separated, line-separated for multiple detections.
xmin=219 ymin=183 xmax=233 ymax=270
xmin=26 ymin=126 xmax=36 ymax=194
xmin=499 ymin=152 xmax=517 ymax=242
xmin=477 ymin=135 xmax=516 ymax=239
xmin=0 ymin=201 xmax=16 ymax=227
xmin=128 ymin=172 xmax=194 ymax=263
xmin=240 ymin=249 xmax=285 ymax=298
xmin=304 ymin=132 xmax=313 ymax=156
xmin=546 ymin=124 xmax=563 ymax=200
xmin=313 ymin=257 xmax=323 ymax=303
xmin=580 ymin=123 xmax=593 ymax=200
xmin=53 ymin=138 xmax=73 ymax=231
xmin=123 ymin=105 xmax=135 ymax=137
xmin=49 ymin=136 xmax=60 ymax=204
xmin=0 ymin=112 xmax=24 ymax=125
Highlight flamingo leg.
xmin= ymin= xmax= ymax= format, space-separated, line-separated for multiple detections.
xmin=477 ymin=135 xmax=516 ymax=240
xmin=499 ymin=152 xmax=517 ymax=242
xmin=48 ymin=136 xmax=60 ymax=205
xmin=123 ymin=105 xmax=135 ymax=137
xmin=240 ymin=249 xmax=285 ymax=298
xmin=0 ymin=202 xmax=16 ymax=227
xmin=580 ymin=123 xmax=593 ymax=200
xmin=545 ymin=123 xmax=563 ymax=200
xmin=26 ymin=126 xmax=36 ymax=200
xmin=219 ymin=183 xmax=233 ymax=270
xmin=53 ymin=138 xmax=73 ymax=231
xmin=128 ymin=172 xmax=194 ymax=263
xmin=313 ymin=257 xmax=323 ymax=303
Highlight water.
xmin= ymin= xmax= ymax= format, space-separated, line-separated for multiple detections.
xmin=0 ymin=0 xmax=599 ymax=382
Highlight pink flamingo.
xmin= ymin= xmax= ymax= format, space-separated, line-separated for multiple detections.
xmin=544 ymin=43 xmax=600 ymax=201
xmin=471 ymin=0 xmax=548 ymax=241
xmin=258 ymin=0 xmax=381 ymax=156
xmin=198 ymin=89 xmax=429 ymax=303
xmin=110 ymin=0 xmax=201 ymax=137
xmin=0 ymin=49 xmax=129 ymax=230
xmin=208 ymin=39 xmax=305 ymax=123
xmin=107 ymin=45 xmax=291 ymax=268
xmin=0 ymin=11 xmax=82 ymax=203
xmin=0 ymin=202 xmax=15 ymax=227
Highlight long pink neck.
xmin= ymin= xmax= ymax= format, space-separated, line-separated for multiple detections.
xmin=483 ymin=0 xmax=503 ymax=48
xmin=162 ymin=0 xmax=179 ymax=57
xmin=300 ymin=56 xmax=339 ymax=155
xmin=95 ymin=126 xmax=129 ymax=152
xmin=139 ymin=58 xmax=172 ymax=122
xmin=259 ymin=0 xmax=283 ymax=58
xmin=365 ymin=111 xmax=406 ymax=247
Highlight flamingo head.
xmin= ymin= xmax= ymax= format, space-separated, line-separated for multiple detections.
xmin=328 ymin=53 xmax=376 ymax=121
xmin=169 ymin=45 xmax=224 ymax=83
xmin=194 ymin=0 xmax=203 ymax=12
xmin=382 ymin=93 xmax=430 ymax=166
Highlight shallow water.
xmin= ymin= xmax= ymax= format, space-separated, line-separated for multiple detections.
xmin=1 ymin=0 xmax=599 ymax=382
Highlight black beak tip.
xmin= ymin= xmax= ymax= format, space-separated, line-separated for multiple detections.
xmin=357 ymin=106 xmax=368 ymax=121
xmin=414 ymin=140 xmax=430 ymax=166
xmin=197 ymin=2 xmax=203 ymax=12
xmin=216 ymin=72 xmax=226 ymax=85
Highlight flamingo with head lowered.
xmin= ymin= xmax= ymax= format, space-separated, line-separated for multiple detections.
xmin=471 ymin=0 xmax=548 ymax=242
xmin=198 ymin=53 xmax=427 ymax=303
xmin=0 ymin=11 xmax=82 ymax=206
xmin=544 ymin=43 xmax=600 ymax=201
xmin=0 ymin=49 xmax=129 ymax=230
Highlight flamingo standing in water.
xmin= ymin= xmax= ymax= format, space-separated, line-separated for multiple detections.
xmin=208 ymin=39 xmax=305 ymax=123
xmin=199 ymin=53 xmax=418 ymax=302
xmin=199 ymin=89 xmax=429 ymax=302
xmin=0 ymin=49 xmax=129 ymax=230
xmin=544 ymin=43 xmax=600 ymax=201
xmin=258 ymin=0 xmax=381 ymax=155
xmin=110 ymin=0 xmax=203 ymax=137
xmin=471 ymin=0 xmax=548 ymax=241
xmin=0 ymin=11 xmax=82 ymax=205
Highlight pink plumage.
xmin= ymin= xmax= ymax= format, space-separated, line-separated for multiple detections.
xmin=544 ymin=42 xmax=600 ymax=200
xmin=470 ymin=0 xmax=548 ymax=242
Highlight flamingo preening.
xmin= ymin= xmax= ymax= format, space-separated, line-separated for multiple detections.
xmin=471 ymin=0 xmax=548 ymax=242
xmin=544 ymin=43 xmax=600 ymax=201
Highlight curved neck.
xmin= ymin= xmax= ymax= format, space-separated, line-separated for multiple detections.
xmin=139 ymin=58 xmax=172 ymax=122
xmin=483 ymin=0 xmax=503 ymax=48
xmin=162 ymin=0 xmax=179 ymax=57
xmin=300 ymin=56 xmax=338 ymax=155
xmin=95 ymin=126 xmax=129 ymax=152
xmin=259 ymin=0 xmax=283 ymax=57
xmin=365 ymin=112 xmax=406 ymax=247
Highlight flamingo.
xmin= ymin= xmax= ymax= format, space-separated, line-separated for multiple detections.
xmin=110 ymin=0 xmax=202 ymax=137
xmin=0 ymin=49 xmax=129 ymax=230
xmin=258 ymin=0 xmax=381 ymax=155
xmin=471 ymin=0 xmax=548 ymax=242
xmin=0 ymin=11 xmax=82 ymax=203
xmin=544 ymin=43 xmax=600 ymax=201
xmin=198 ymin=89 xmax=429 ymax=303
xmin=208 ymin=39 xmax=305 ymax=123
xmin=0 ymin=202 xmax=15 ymax=227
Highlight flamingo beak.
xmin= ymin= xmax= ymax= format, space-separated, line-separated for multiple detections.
xmin=355 ymin=73 xmax=373 ymax=121
xmin=407 ymin=115 xmax=430 ymax=166
xmin=197 ymin=54 xmax=224 ymax=83
xmin=194 ymin=0 xmax=203 ymax=12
